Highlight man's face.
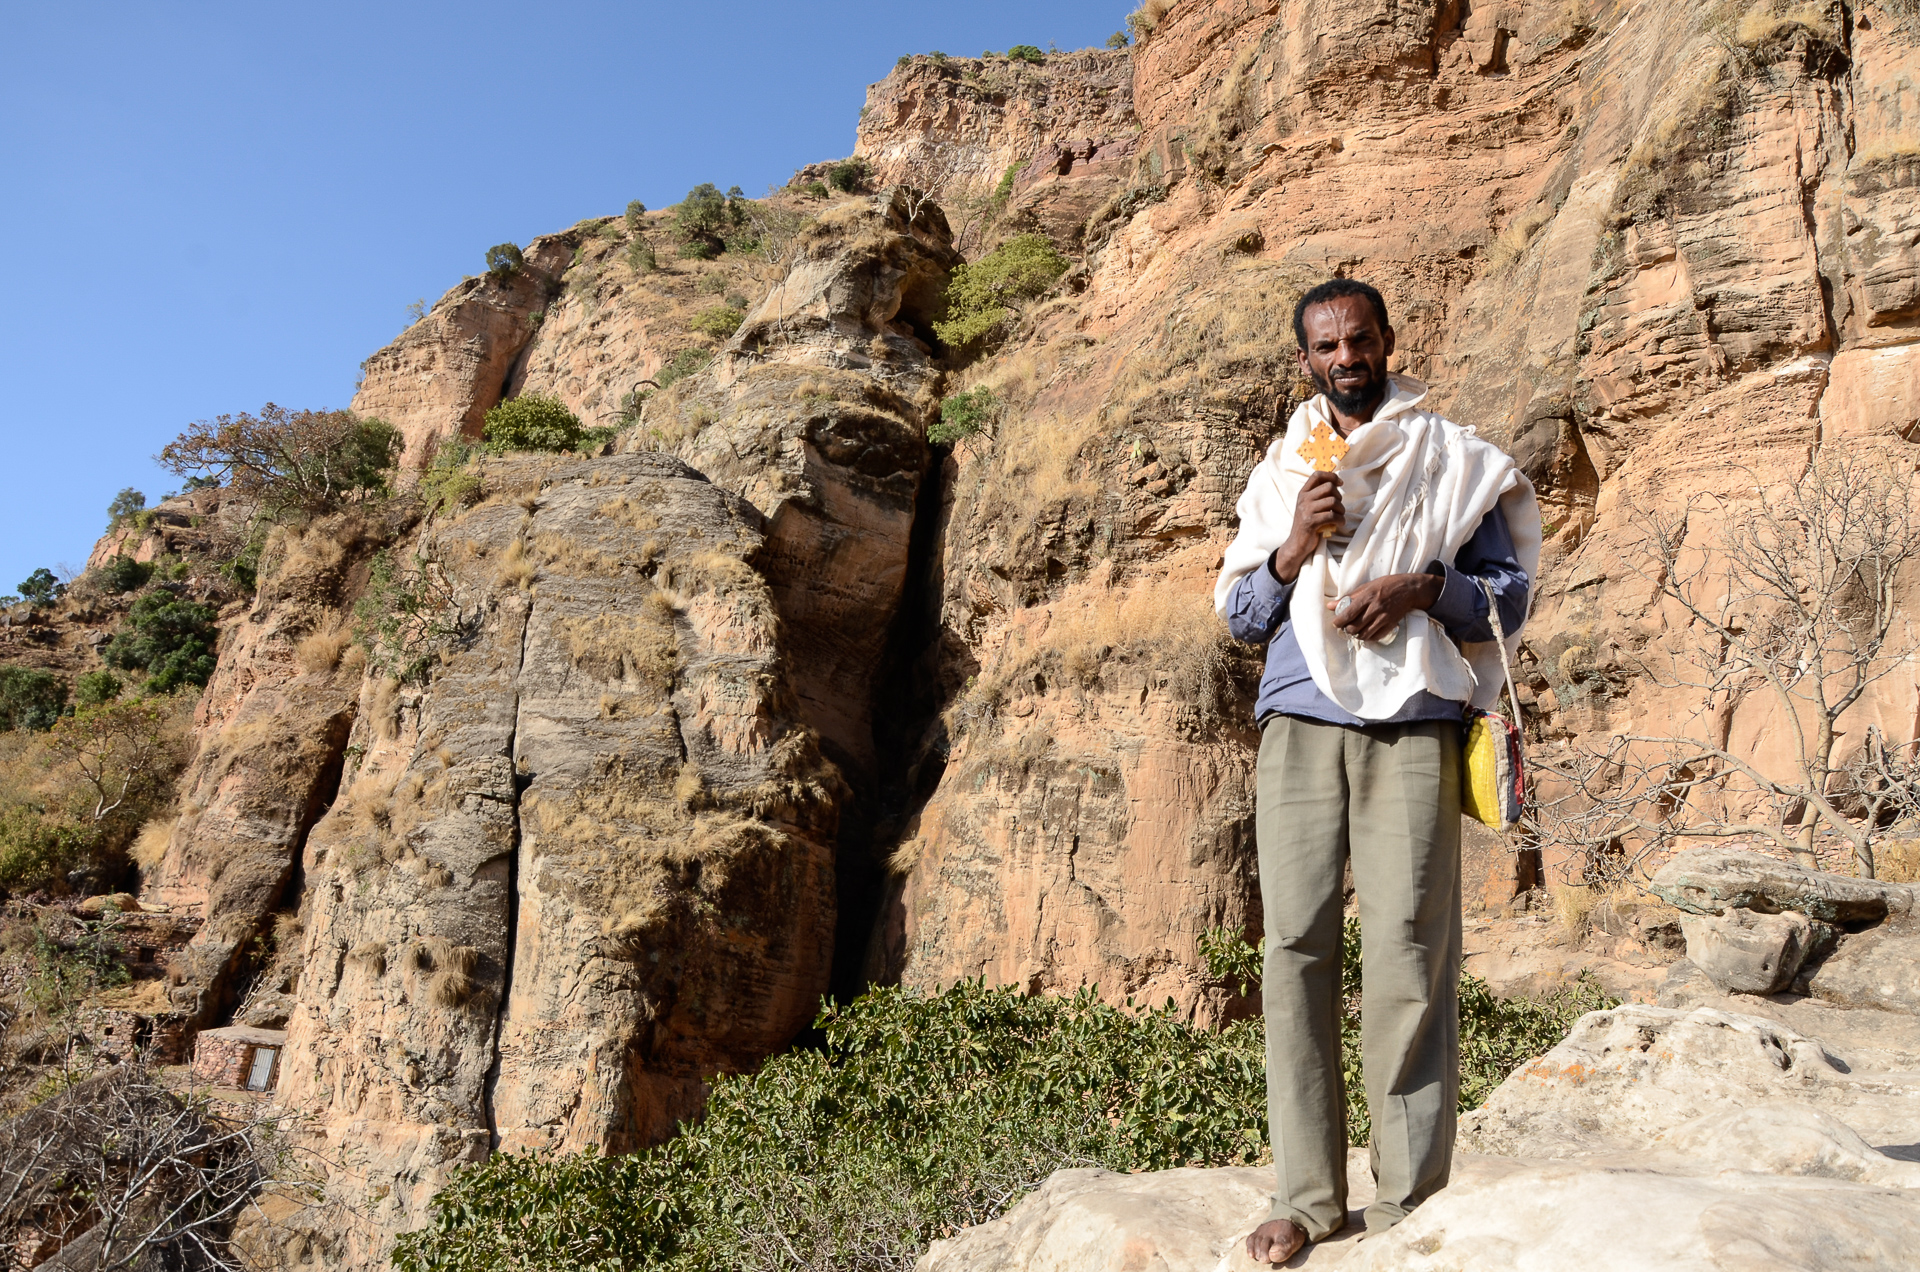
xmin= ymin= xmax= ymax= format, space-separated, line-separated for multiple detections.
xmin=1296 ymin=295 xmax=1396 ymax=421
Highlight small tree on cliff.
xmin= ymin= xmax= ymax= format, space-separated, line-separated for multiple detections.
xmin=157 ymin=404 xmax=402 ymax=517
xmin=1531 ymin=449 xmax=1920 ymax=880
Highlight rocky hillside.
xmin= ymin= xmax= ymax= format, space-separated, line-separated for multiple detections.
xmin=14 ymin=0 xmax=1919 ymax=1263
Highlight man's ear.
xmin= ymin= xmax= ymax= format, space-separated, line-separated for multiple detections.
xmin=1296 ymin=345 xmax=1311 ymax=374
xmin=1383 ymin=325 xmax=1397 ymax=358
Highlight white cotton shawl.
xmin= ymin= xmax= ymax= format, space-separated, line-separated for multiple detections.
xmin=1213 ymin=375 xmax=1543 ymax=720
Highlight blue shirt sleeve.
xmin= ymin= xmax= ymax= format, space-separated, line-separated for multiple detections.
xmin=1225 ymin=555 xmax=1295 ymax=645
xmin=1424 ymin=504 xmax=1530 ymax=642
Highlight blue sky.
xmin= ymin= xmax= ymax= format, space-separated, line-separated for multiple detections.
xmin=0 ymin=1 xmax=1128 ymax=595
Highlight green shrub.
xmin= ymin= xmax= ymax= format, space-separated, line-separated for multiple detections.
xmin=677 ymin=239 xmax=719 ymax=260
xmin=625 ymin=200 xmax=647 ymax=230
xmin=627 ymin=240 xmax=657 ymax=273
xmin=106 ymin=488 xmax=146 ymax=530
xmin=393 ymin=981 xmax=1269 ymax=1272
xmin=100 ymin=592 xmax=219 ymax=694
xmin=482 ymin=395 xmax=588 ymax=454
xmin=96 ymin=555 xmax=151 ymax=595
xmin=0 ymin=667 xmax=68 ymax=732
xmin=896 ymin=54 xmax=912 ymax=69
xmin=675 ymin=183 xmax=746 ymax=256
xmin=1201 ymin=921 xmax=1615 ymax=1146
xmin=654 ymin=349 xmax=711 ymax=390
xmin=827 ymin=158 xmax=870 ymax=193
xmin=690 ymin=306 xmax=746 ymax=340
xmin=73 ymin=672 xmax=122 ymax=709
xmin=1107 ymin=30 xmax=1131 ymax=47
xmin=802 ymin=180 xmax=829 ymax=199
xmin=1007 ymin=44 xmax=1045 ymax=63
xmin=933 ymin=234 xmax=1070 ymax=349
xmin=419 ymin=438 xmax=485 ymax=517
xmin=930 ymin=387 xmax=999 ymax=447
xmin=354 ymin=549 xmax=474 ymax=683
xmin=17 ymin=569 xmax=65 ymax=610
xmin=485 ymin=243 xmax=524 ymax=281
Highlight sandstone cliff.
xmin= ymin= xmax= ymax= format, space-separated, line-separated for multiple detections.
xmin=46 ymin=0 xmax=1920 ymax=1263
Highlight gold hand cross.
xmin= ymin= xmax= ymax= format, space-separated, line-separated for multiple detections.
xmin=1298 ymin=420 xmax=1348 ymax=538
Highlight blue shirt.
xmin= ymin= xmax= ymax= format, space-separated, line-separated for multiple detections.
xmin=1224 ymin=505 xmax=1530 ymax=727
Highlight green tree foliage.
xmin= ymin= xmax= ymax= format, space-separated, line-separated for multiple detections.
xmin=676 ymin=183 xmax=740 ymax=239
xmin=0 ymin=668 xmax=67 ymax=732
xmin=827 ymin=158 xmax=870 ymax=193
xmin=933 ymin=235 xmax=1071 ymax=349
xmin=0 ymin=697 xmax=184 ymax=894
xmin=73 ymin=672 xmax=122 ymax=709
xmin=929 ymin=387 xmax=999 ymax=447
xmin=101 ymin=593 xmax=219 ymax=694
xmin=1107 ymin=30 xmax=1131 ymax=48
xmin=353 ymin=549 xmax=472 ymax=683
xmin=481 ymin=395 xmax=613 ymax=455
xmin=393 ymin=981 xmax=1270 ymax=1272
xmin=157 ymin=405 xmax=402 ymax=517
xmin=1007 ymin=44 xmax=1046 ymax=63
xmin=689 ymin=306 xmax=746 ymax=340
xmin=17 ymin=570 xmax=65 ymax=610
xmin=654 ymin=349 xmax=711 ymax=391
xmin=485 ymin=242 xmax=524 ymax=281
xmin=96 ymin=555 xmax=152 ymax=596
xmin=106 ymin=488 xmax=146 ymax=530
xmin=625 ymin=200 xmax=647 ymax=230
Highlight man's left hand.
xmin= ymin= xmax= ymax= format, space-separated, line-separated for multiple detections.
xmin=1328 ymin=572 xmax=1442 ymax=642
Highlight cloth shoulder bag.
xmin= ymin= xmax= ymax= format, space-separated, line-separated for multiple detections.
xmin=1461 ymin=577 xmax=1526 ymax=831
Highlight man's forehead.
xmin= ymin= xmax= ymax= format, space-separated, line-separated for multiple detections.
xmin=1301 ymin=296 xmax=1382 ymax=338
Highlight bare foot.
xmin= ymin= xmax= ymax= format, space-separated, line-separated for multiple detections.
xmin=1245 ymin=1219 xmax=1307 ymax=1265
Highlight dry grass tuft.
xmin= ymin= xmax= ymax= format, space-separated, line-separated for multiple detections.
xmin=1735 ymin=0 xmax=1836 ymax=44
xmin=348 ymin=940 xmax=388 ymax=977
xmin=294 ymin=617 xmax=353 ymax=675
xmin=410 ymin=935 xmax=482 ymax=1007
xmin=1485 ymin=204 xmax=1556 ymax=274
xmin=498 ymin=538 xmax=536 ymax=590
xmin=1551 ymin=883 xmax=1598 ymax=939
xmin=1877 ymin=839 xmax=1920 ymax=884
xmin=132 ymin=817 xmax=175 ymax=869
xmin=556 ymin=591 xmax=679 ymax=690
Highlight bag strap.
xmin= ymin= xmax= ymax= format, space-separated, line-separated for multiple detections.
xmin=1480 ymin=576 xmax=1523 ymax=738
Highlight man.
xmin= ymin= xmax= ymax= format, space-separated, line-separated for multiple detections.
xmin=1213 ymin=279 xmax=1540 ymax=1262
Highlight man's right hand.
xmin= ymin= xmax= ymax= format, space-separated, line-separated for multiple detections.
xmin=1269 ymin=470 xmax=1344 ymax=583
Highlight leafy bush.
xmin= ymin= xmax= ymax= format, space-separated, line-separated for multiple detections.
xmin=1201 ymin=921 xmax=1615 ymax=1145
xmin=827 ymin=158 xmax=870 ymax=193
xmin=106 ymin=488 xmax=146 ymax=530
xmin=481 ymin=395 xmax=612 ymax=455
xmin=96 ymin=555 xmax=152 ymax=596
xmin=675 ymin=183 xmax=748 ymax=257
xmin=157 ymin=406 xmax=402 ymax=517
xmin=1007 ymin=44 xmax=1045 ymax=63
xmin=354 ymin=550 xmax=469 ymax=683
xmin=1107 ymin=30 xmax=1131 ymax=47
xmin=393 ymin=981 xmax=1269 ymax=1272
xmin=802 ymin=180 xmax=829 ymax=199
xmin=929 ymin=387 xmax=999 ymax=447
xmin=17 ymin=570 xmax=65 ymax=610
xmin=101 ymin=592 xmax=219 ymax=694
xmin=627 ymin=240 xmax=657 ymax=273
xmin=0 ymin=668 xmax=67 ymax=732
xmin=933 ymin=234 xmax=1070 ymax=349
xmin=654 ymin=349 xmax=711 ymax=391
xmin=419 ymin=438 xmax=485 ymax=517
xmin=485 ymin=243 xmax=524 ymax=281
xmin=625 ymin=200 xmax=647 ymax=230
xmin=689 ymin=306 xmax=745 ymax=340
xmin=73 ymin=672 xmax=122 ymax=709
xmin=677 ymin=239 xmax=719 ymax=260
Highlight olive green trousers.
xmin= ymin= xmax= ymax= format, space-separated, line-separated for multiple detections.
xmin=1256 ymin=714 xmax=1462 ymax=1239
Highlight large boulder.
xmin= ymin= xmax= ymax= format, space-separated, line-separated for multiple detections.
xmin=1649 ymin=848 xmax=1913 ymax=924
xmin=1806 ymin=918 xmax=1920 ymax=1016
xmin=1676 ymin=907 xmax=1815 ymax=994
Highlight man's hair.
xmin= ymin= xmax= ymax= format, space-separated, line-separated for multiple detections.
xmin=1292 ymin=279 xmax=1391 ymax=349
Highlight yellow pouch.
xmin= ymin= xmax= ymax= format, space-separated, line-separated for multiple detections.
xmin=1462 ymin=578 xmax=1526 ymax=832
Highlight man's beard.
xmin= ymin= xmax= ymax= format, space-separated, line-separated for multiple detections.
xmin=1311 ymin=365 xmax=1386 ymax=417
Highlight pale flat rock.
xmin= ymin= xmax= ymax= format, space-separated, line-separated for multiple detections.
xmin=1460 ymin=1003 xmax=1920 ymax=1155
xmin=1649 ymin=847 xmax=1913 ymax=922
xmin=1337 ymin=1162 xmax=1920 ymax=1271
